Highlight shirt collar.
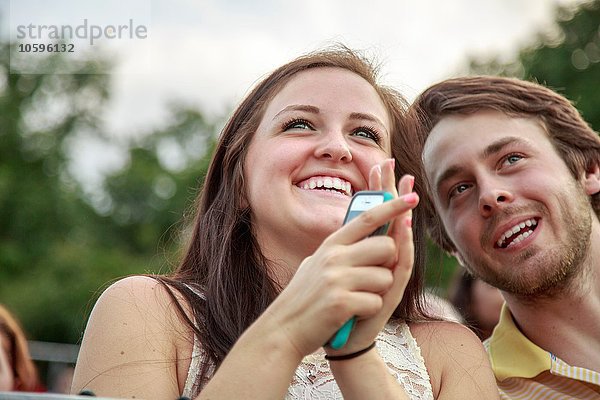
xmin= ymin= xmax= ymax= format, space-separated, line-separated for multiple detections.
xmin=485 ymin=304 xmax=551 ymax=381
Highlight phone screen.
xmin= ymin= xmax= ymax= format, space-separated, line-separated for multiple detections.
xmin=344 ymin=193 xmax=385 ymax=224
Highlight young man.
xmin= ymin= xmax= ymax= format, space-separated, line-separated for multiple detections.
xmin=411 ymin=76 xmax=600 ymax=399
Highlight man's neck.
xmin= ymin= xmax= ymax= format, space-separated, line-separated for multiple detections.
xmin=503 ymin=220 xmax=600 ymax=372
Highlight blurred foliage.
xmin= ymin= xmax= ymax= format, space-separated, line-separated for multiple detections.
xmin=468 ymin=0 xmax=600 ymax=131
xmin=424 ymin=241 xmax=459 ymax=296
xmin=0 ymin=42 xmax=216 ymax=343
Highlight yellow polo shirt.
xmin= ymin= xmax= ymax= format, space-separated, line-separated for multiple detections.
xmin=484 ymin=305 xmax=600 ymax=399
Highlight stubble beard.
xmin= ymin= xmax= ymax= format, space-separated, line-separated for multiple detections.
xmin=461 ymin=187 xmax=592 ymax=300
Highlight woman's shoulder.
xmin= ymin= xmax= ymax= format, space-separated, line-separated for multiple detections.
xmin=91 ymin=276 xmax=161 ymax=317
xmin=92 ymin=275 xmax=194 ymax=333
xmin=408 ymin=320 xmax=488 ymax=366
xmin=408 ymin=320 xmax=497 ymax=398
xmin=100 ymin=274 xmax=169 ymax=298
xmin=72 ymin=275 xmax=195 ymax=397
xmin=408 ymin=319 xmax=482 ymax=345
xmin=385 ymin=318 xmax=478 ymax=345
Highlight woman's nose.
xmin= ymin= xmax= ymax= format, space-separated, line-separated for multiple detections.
xmin=314 ymin=131 xmax=352 ymax=162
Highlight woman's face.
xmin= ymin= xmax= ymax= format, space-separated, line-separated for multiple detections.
xmin=0 ymin=333 xmax=15 ymax=391
xmin=245 ymin=67 xmax=392 ymax=257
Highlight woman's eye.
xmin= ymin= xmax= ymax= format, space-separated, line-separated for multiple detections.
xmin=352 ymin=126 xmax=381 ymax=143
xmin=283 ymin=119 xmax=313 ymax=131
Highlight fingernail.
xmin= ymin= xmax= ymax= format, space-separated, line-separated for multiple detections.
xmin=404 ymin=215 xmax=413 ymax=228
xmin=388 ymin=158 xmax=395 ymax=170
xmin=402 ymin=192 xmax=419 ymax=204
xmin=375 ymin=164 xmax=382 ymax=175
xmin=407 ymin=175 xmax=415 ymax=191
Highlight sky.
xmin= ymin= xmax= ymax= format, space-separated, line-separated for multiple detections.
xmin=0 ymin=0 xmax=586 ymax=188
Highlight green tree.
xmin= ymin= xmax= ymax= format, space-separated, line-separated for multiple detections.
xmin=0 ymin=43 xmax=115 ymax=342
xmin=102 ymin=106 xmax=216 ymax=256
xmin=0 ymin=43 xmax=217 ymax=343
xmin=469 ymin=0 xmax=600 ymax=130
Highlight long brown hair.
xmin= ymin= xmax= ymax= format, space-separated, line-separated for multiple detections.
xmin=0 ymin=304 xmax=40 ymax=391
xmin=157 ymin=46 xmax=429 ymax=387
xmin=410 ymin=75 xmax=600 ymax=254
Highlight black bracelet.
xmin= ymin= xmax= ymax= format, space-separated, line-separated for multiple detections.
xmin=325 ymin=342 xmax=376 ymax=361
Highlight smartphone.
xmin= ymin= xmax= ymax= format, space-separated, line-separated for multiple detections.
xmin=326 ymin=190 xmax=393 ymax=350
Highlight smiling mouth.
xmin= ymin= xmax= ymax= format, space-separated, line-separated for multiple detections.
xmin=296 ymin=176 xmax=353 ymax=197
xmin=496 ymin=218 xmax=539 ymax=249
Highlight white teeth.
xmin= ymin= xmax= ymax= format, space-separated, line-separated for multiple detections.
xmin=333 ymin=178 xmax=342 ymax=190
xmin=508 ymin=230 xmax=531 ymax=247
xmin=299 ymin=176 xmax=353 ymax=196
xmin=497 ymin=218 xmax=538 ymax=248
xmin=508 ymin=234 xmax=522 ymax=247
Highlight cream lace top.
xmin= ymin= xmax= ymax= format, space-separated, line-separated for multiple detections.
xmin=182 ymin=319 xmax=434 ymax=399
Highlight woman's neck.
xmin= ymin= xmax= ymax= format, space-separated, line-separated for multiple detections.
xmin=257 ymin=231 xmax=322 ymax=288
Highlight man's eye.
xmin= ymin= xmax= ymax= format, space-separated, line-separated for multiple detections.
xmin=283 ymin=118 xmax=313 ymax=131
xmin=450 ymin=183 xmax=470 ymax=198
xmin=504 ymin=154 xmax=523 ymax=165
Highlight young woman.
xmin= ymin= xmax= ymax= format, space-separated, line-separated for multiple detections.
xmin=71 ymin=47 xmax=498 ymax=399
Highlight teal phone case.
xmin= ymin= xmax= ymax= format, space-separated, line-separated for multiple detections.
xmin=327 ymin=191 xmax=393 ymax=350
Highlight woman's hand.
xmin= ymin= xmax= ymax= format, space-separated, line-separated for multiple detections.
xmin=326 ymin=158 xmax=418 ymax=356
xmin=264 ymin=159 xmax=419 ymax=360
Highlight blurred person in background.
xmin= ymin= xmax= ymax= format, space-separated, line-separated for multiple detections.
xmin=50 ymin=365 xmax=74 ymax=394
xmin=0 ymin=304 xmax=41 ymax=392
xmin=449 ymin=269 xmax=504 ymax=340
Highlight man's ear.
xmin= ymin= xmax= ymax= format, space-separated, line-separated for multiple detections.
xmin=583 ymin=162 xmax=600 ymax=196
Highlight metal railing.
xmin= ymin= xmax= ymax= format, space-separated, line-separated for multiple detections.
xmin=28 ymin=341 xmax=79 ymax=364
xmin=26 ymin=341 xmax=79 ymax=394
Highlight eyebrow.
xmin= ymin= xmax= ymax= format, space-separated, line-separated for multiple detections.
xmin=273 ymin=104 xmax=319 ymax=120
xmin=482 ymin=136 xmax=528 ymax=159
xmin=434 ymin=136 xmax=529 ymax=192
xmin=349 ymin=112 xmax=385 ymax=126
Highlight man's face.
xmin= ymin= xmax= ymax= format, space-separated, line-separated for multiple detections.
xmin=422 ymin=110 xmax=593 ymax=297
